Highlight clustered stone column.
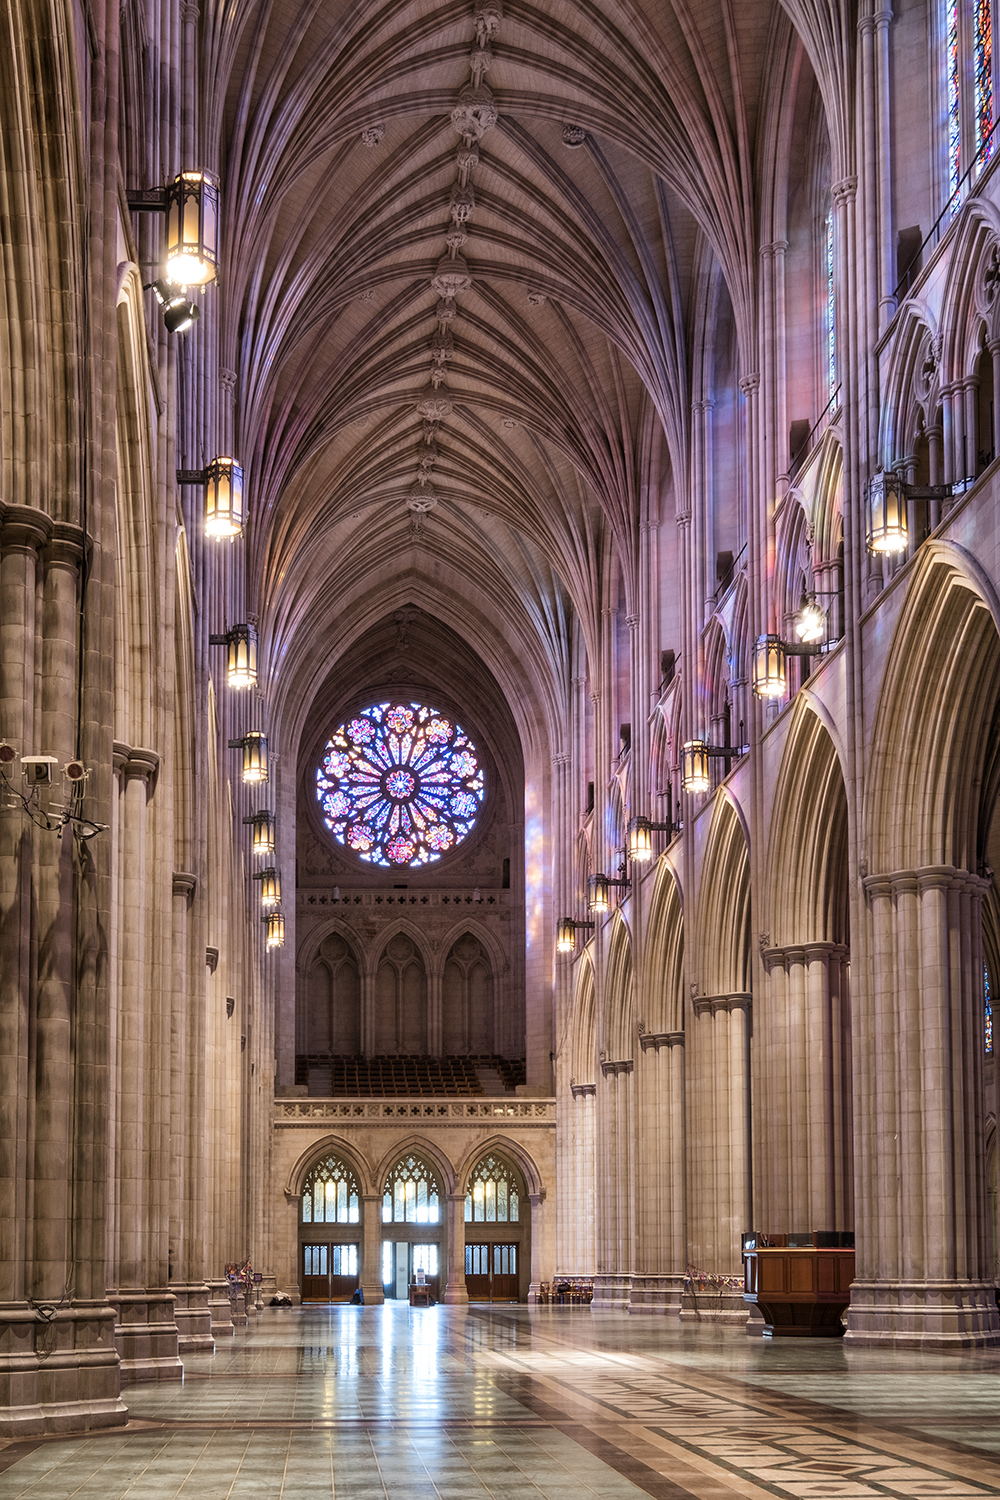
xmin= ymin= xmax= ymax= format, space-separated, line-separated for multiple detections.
xmin=630 ymin=1032 xmax=686 ymax=1314
xmin=0 ymin=507 xmax=124 ymax=1432
xmin=848 ymin=867 xmax=1000 ymax=1346
xmin=361 ymin=1195 xmax=385 ymax=1305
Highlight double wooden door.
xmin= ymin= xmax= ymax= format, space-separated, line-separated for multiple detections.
xmin=301 ymin=1242 xmax=359 ymax=1301
xmin=465 ymin=1242 xmax=519 ymax=1301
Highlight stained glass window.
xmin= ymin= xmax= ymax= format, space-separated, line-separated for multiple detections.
xmin=382 ymin=1154 xmax=441 ymax=1223
xmin=465 ymin=1153 xmax=521 ymax=1222
xmin=826 ymin=204 xmax=836 ymax=400
xmin=301 ymin=1155 xmax=360 ymax=1223
xmin=977 ymin=0 xmax=995 ymax=162
xmin=986 ymin=965 xmax=993 ymax=1055
xmin=949 ymin=0 xmax=962 ymax=206
xmin=316 ymin=701 xmax=485 ymax=867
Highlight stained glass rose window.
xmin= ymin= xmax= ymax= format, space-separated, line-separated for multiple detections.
xmin=317 ymin=702 xmax=485 ymax=867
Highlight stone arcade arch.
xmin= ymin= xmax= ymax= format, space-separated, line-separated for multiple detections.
xmin=757 ymin=702 xmax=852 ymax=1236
xmin=460 ymin=1149 xmax=529 ymax=1302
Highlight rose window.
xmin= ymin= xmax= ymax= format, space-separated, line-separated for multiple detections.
xmin=317 ymin=701 xmax=485 ymax=867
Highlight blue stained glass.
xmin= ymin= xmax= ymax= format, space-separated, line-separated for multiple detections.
xmin=976 ymin=0 xmax=994 ymax=163
xmin=317 ymin=700 xmax=485 ymax=867
xmin=986 ymin=965 xmax=993 ymax=1055
xmin=949 ymin=0 xmax=962 ymax=207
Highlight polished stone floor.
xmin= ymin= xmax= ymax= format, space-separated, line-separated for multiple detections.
xmin=4 ymin=1306 xmax=1000 ymax=1497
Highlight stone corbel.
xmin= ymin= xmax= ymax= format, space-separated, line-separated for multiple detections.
xmin=638 ymin=1030 xmax=684 ymax=1051
xmin=600 ymin=1058 xmax=634 ymax=1077
xmin=691 ymin=992 xmax=751 ymax=1016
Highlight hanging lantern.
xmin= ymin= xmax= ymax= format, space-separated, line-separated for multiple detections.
xmin=627 ymin=815 xmax=653 ymax=862
xmin=205 ymin=457 xmax=244 ymax=538
xmin=229 ymin=730 xmax=268 ymax=784
xmin=588 ymin=873 xmax=610 ymax=913
xmin=165 ymin=170 xmax=220 ymax=287
xmin=226 ymin=623 xmax=257 ymax=689
xmin=256 ymin=867 xmax=281 ymax=907
xmin=752 ymin=634 xmax=787 ymax=699
xmin=865 ymin=471 xmax=908 ymax=554
xmin=795 ymin=597 xmax=825 ymax=643
xmin=681 ymin=739 xmax=711 ymax=794
xmin=556 ymin=918 xmax=576 ymax=953
xmin=244 ymin=808 xmax=275 ymax=857
xmin=265 ymin=911 xmax=285 ymax=949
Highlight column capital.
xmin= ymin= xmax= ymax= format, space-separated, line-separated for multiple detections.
xmin=2 ymin=505 xmax=52 ymax=555
xmin=123 ymin=747 xmax=160 ymax=785
xmin=113 ymin=740 xmax=132 ymax=775
xmin=692 ymin=992 xmax=752 ymax=1015
xmin=832 ymin=175 xmax=858 ymax=207
xmin=44 ymin=521 xmax=86 ymax=569
xmin=638 ymin=1029 xmax=684 ymax=1051
xmin=864 ymin=865 xmax=990 ymax=899
xmin=739 ymin=373 xmax=760 ymax=396
xmin=172 ymin=871 xmax=197 ymax=899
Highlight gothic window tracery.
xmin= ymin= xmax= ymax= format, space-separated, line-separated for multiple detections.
xmin=301 ymin=1155 xmax=361 ymax=1224
xmin=316 ymin=701 xmax=485 ymax=867
xmin=382 ymin=1154 xmax=441 ymax=1223
xmin=464 ymin=1153 xmax=521 ymax=1222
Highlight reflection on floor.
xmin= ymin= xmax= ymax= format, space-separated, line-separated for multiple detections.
xmin=3 ymin=1306 xmax=1000 ymax=1497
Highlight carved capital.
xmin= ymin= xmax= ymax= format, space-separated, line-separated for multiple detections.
xmin=206 ymin=945 xmax=220 ymax=973
xmin=739 ymin=373 xmax=760 ymax=396
xmin=173 ymin=871 xmax=197 ymax=899
xmin=638 ymin=1030 xmax=684 ymax=1051
xmin=570 ymin=1081 xmax=596 ymax=1098
xmin=600 ymin=1058 xmax=634 ymax=1077
xmin=692 ymin=992 xmax=752 ymax=1016
xmin=112 ymin=740 xmax=132 ymax=775
xmin=124 ymin=747 xmax=160 ymax=785
xmin=832 ymin=175 xmax=858 ymax=207
xmin=45 ymin=521 xmax=87 ymax=571
xmin=2 ymin=506 xmax=53 ymax=556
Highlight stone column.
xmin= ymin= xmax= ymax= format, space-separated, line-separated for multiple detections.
xmin=756 ymin=944 xmax=852 ymax=1235
xmin=441 ymin=1193 xmax=468 ymax=1304
xmin=361 ymin=1195 xmax=385 ymax=1305
xmin=0 ymin=508 xmax=49 ymax=1326
xmin=109 ymin=748 xmax=182 ymax=1382
xmin=847 ymin=868 xmax=1000 ymax=1347
xmin=592 ymin=1059 xmax=633 ymax=1309
xmin=527 ymin=1192 xmax=546 ymax=1303
xmin=558 ymin=1084 xmax=596 ymax=1279
xmin=630 ymin=1032 xmax=685 ymax=1314
xmin=170 ymin=871 xmax=213 ymax=1353
xmin=685 ymin=995 xmax=751 ymax=1322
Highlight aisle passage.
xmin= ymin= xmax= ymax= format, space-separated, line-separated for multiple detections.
xmin=3 ymin=1307 xmax=1000 ymax=1498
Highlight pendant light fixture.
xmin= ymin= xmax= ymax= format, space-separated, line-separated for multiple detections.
xmin=254 ymin=867 xmax=281 ymax=908
xmin=177 ymin=457 xmax=244 ymax=538
xmin=164 ymin=170 xmax=220 ymax=287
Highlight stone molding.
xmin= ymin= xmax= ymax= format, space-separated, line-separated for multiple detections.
xmin=275 ymin=1097 xmax=554 ymax=1124
xmin=1 ymin=505 xmax=53 ymax=555
xmin=113 ymin=740 xmax=132 ymax=774
xmin=600 ymin=1058 xmax=633 ymax=1077
xmin=570 ymin=1081 xmax=596 ymax=1098
xmin=44 ymin=521 xmax=86 ymax=569
xmin=172 ymin=871 xmax=197 ymax=898
xmin=205 ymin=945 xmax=219 ymax=972
xmin=638 ymin=1030 xmax=684 ymax=1051
xmin=123 ymin=747 xmax=159 ymax=784
xmin=691 ymin=992 xmax=751 ymax=1016
xmin=761 ymin=942 xmax=849 ymax=971
xmin=863 ymin=865 xmax=991 ymax=901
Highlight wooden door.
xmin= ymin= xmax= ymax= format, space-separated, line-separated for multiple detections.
xmin=301 ymin=1242 xmax=359 ymax=1301
xmin=464 ymin=1242 xmax=518 ymax=1301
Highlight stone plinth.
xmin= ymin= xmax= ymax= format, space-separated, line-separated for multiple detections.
xmin=845 ymin=1279 xmax=1000 ymax=1348
xmin=109 ymin=1291 xmax=182 ymax=1382
xmin=172 ymin=1284 xmax=215 ymax=1354
xmin=0 ymin=1302 xmax=126 ymax=1435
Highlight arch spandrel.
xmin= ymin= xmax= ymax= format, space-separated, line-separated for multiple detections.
xmin=372 ymin=1137 xmax=457 ymax=1200
xmin=284 ymin=1136 xmax=377 ymax=1201
xmin=866 ymin=545 xmax=1000 ymax=875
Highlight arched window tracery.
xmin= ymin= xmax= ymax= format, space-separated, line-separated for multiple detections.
xmin=382 ymin=1154 xmax=441 ymax=1223
xmin=316 ymin=700 xmax=484 ymax=868
xmin=464 ymin=1154 xmax=521 ymax=1222
xmin=301 ymin=1154 xmax=361 ymax=1224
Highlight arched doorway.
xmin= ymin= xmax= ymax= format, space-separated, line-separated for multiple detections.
xmin=298 ymin=1153 xmax=362 ymax=1302
xmin=381 ymin=1153 xmax=444 ymax=1301
xmin=463 ymin=1153 xmax=527 ymax=1302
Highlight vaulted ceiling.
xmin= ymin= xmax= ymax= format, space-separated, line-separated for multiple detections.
xmin=199 ymin=0 xmax=824 ymax=740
